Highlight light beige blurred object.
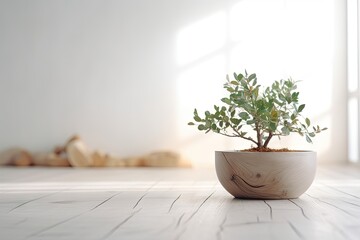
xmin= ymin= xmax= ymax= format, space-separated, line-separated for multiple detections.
xmin=102 ymin=155 xmax=126 ymax=167
xmin=0 ymin=136 xmax=191 ymax=168
xmin=105 ymin=153 xmax=191 ymax=168
xmin=143 ymin=151 xmax=176 ymax=167
xmin=66 ymin=135 xmax=81 ymax=146
xmin=53 ymin=145 xmax=66 ymax=155
xmin=32 ymin=153 xmax=70 ymax=167
xmin=101 ymin=155 xmax=143 ymax=167
xmin=66 ymin=137 xmax=93 ymax=167
xmin=143 ymin=151 xmax=191 ymax=167
xmin=177 ymin=158 xmax=191 ymax=168
xmin=13 ymin=150 xmax=33 ymax=166
xmin=0 ymin=148 xmax=33 ymax=166
xmin=92 ymin=151 xmax=108 ymax=167
xmin=0 ymin=148 xmax=19 ymax=165
xmin=46 ymin=153 xmax=70 ymax=167
xmin=123 ymin=156 xmax=146 ymax=167
xmin=32 ymin=152 xmax=50 ymax=166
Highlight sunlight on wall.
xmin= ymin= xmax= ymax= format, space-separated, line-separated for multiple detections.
xmin=176 ymin=0 xmax=342 ymax=167
xmin=348 ymin=98 xmax=359 ymax=162
xmin=347 ymin=0 xmax=359 ymax=163
xmin=176 ymin=55 xmax=226 ymax=140
xmin=176 ymin=12 xmax=227 ymax=66
xmin=229 ymin=0 xmax=287 ymax=80
xmin=229 ymin=0 xmax=284 ymax=43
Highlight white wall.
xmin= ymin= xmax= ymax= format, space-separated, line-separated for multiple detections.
xmin=0 ymin=0 xmax=347 ymax=167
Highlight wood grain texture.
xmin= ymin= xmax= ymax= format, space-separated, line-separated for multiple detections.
xmin=215 ymin=151 xmax=317 ymax=199
xmin=0 ymin=165 xmax=359 ymax=240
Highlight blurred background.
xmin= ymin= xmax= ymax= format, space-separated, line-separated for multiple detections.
xmin=0 ymin=0 xmax=357 ymax=167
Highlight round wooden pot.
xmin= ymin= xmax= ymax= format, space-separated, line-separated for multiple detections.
xmin=215 ymin=151 xmax=316 ymax=199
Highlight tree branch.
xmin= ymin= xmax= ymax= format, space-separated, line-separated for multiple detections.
xmin=230 ymin=126 xmax=258 ymax=146
xmin=239 ymin=135 xmax=258 ymax=146
xmin=218 ymin=133 xmax=240 ymax=138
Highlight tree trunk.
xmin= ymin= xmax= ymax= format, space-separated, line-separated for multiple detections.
xmin=255 ymin=123 xmax=263 ymax=148
xmin=263 ymin=132 xmax=273 ymax=148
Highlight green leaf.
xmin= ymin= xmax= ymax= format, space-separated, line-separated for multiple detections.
xmin=227 ymin=87 xmax=235 ymax=93
xmin=269 ymin=122 xmax=276 ymax=131
xmin=298 ymin=104 xmax=305 ymax=112
xmin=198 ymin=124 xmax=205 ymax=131
xmin=246 ymin=119 xmax=256 ymax=124
xmin=188 ymin=122 xmax=195 ymax=125
xmin=278 ymin=93 xmax=286 ymax=101
xmin=194 ymin=115 xmax=201 ymax=122
xmin=270 ymin=109 xmax=278 ymax=118
xmin=230 ymin=81 xmax=239 ymax=85
xmin=309 ymin=132 xmax=315 ymax=137
xmin=292 ymin=92 xmax=299 ymax=102
xmin=306 ymin=135 xmax=313 ymax=143
xmin=230 ymin=118 xmax=241 ymax=125
xmin=253 ymin=87 xmax=259 ymax=98
xmin=286 ymin=96 xmax=293 ymax=104
xmin=281 ymin=126 xmax=290 ymax=135
xmin=305 ymin=118 xmax=310 ymax=127
xmin=211 ymin=124 xmax=217 ymax=130
xmin=322 ymin=127 xmax=328 ymax=131
xmin=240 ymin=131 xmax=248 ymax=136
xmin=214 ymin=112 xmax=220 ymax=119
xmin=221 ymin=98 xmax=231 ymax=105
xmin=256 ymin=99 xmax=265 ymax=110
xmin=239 ymin=112 xmax=249 ymax=120
xmin=233 ymin=72 xmax=238 ymax=80
xmin=248 ymin=73 xmax=256 ymax=81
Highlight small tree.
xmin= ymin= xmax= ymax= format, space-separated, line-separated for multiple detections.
xmin=188 ymin=70 xmax=327 ymax=150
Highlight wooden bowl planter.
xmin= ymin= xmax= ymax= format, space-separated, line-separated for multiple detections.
xmin=215 ymin=151 xmax=316 ymax=199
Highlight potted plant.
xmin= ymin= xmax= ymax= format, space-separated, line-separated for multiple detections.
xmin=188 ymin=70 xmax=327 ymax=199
